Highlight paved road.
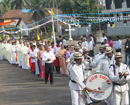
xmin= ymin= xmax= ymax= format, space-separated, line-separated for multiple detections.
xmin=0 ymin=44 xmax=129 ymax=105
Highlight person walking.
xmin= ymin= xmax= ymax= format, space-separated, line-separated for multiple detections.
xmin=124 ymin=36 xmax=130 ymax=66
xmin=42 ymin=46 xmax=56 ymax=85
xmin=115 ymin=36 xmax=122 ymax=52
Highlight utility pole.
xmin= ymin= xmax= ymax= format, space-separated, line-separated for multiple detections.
xmin=98 ymin=0 xmax=101 ymax=36
xmin=53 ymin=0 xmax=55 ymax=13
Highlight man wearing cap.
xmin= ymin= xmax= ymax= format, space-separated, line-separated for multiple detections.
xmin=95 ymin=45 xmax=106 ymax=65
xmin=96 ymin=47 xmax=115 ymax=105
xmin=69 ymin=52 xmax=93 ymax=105
xmin=82 ymin=47 xmax=96 ymax=105
xmin=109 ymin=52 xmax=130 ymax=105
xmin=54 ymin=40 xmax=61 ymax=74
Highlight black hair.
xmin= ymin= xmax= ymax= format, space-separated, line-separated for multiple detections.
xmin=116 ymin=36 xmax=120 ymax=39
xmin=51 ymin=42 xmax=54 ymax=45
xmin=102 ymin=33 xmax=105 ymax=36
xmin=126 ymin=36 xmax=129 ymax=38
xmin=108 ymin=36 xmax=111 ymax=40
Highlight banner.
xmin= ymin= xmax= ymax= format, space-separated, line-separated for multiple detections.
xmin=0 ymin=20 xmax=17 ymax=26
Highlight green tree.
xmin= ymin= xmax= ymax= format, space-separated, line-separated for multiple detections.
xmin=29 ymin=0 xmax=48 ymax=35
xmin=9 ymin=0 xmax=30 ymax=9
xmin=0 ymin=0 xmax=10 ymax=15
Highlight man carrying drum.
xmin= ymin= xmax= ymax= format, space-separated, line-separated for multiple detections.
xmin=69 ymin=52 xmax=93 ymax=105
xmin=109 ymin=52 xmax=130 ymax=105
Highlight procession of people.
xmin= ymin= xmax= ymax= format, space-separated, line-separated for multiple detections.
xmin=0 ymin=33 xmax=130 ymax=105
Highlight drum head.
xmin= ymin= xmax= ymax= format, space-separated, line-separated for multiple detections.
xmin=86 ymin=73 xmax=113 ymax=101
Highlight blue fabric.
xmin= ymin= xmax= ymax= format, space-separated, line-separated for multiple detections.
xmin=125 ymin=52 xmax=130 ymax=65
xmin=22 ymin=9 xmax=31 ymax=13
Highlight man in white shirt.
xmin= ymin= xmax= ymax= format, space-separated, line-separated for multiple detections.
xmin=42 ymin=45 xmax=56 ymax=85
xmin=95 ymin=45 xmax=106 ymax=65
xmin=82 ymin=38 xmax=88 ymax=48
xmin=17 ymin=40 xmax=23 ymax=67
xmin=78 ymin=42 xmax=83 ymax=53
xmin=69 ymin=52 xmax=93 ymax=105
xmin=115 ymin=36 xmax=122 ymax=52
xmin=41 ymin=39 xmax=45 ymax=45
xmin=100 ymin=33 xmax=107 ymax=45
xmin=96 ymin=47 xmax=115 ymax=105
xmin=62 ymin=37 xmax=66 ymax=47
xmin=88 ymin=37 xmax=94 ymax=57
xmin=109 ymin=52 xmax=130 ymax=105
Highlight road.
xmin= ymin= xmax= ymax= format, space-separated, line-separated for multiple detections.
xmin=0 ymin=44 xmax=129 ymax=105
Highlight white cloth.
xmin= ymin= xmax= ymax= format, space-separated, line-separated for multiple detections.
xmin=114 ymin=90 xmax=129 ymax=105
xmin=82 ymin=41 xmax=88 ymax=48
xmin=54 ymin=46 xmax=61 ymax=57
xmin=17 ymin=44 xmax=23 ymax=66
xmin=63 ymin=39 xmax=66 ymax=46
xmin=115 ymin=40 xmax=122 ymax=50
xmin=79 ymin=48 xmax=83 ymax=54
xmin=88 ymin=41 xmax=93 ymax=50
xmin=50 ymin=47 xmax=54 ymax=53
xmin=30 ymin=51 xmax=35 ymax=63
xmin=71 ymin=90 xmax=85 ymax=105
xmin=109 ymin=63 xmax=130 ymax=92
xmin=100 ymin=36 xmax=107 ymax=43
xmin=42 ymin=51 xmax=56 ymax=63
xmin=34 ymin=48 xmax=39 ymax=75
xmin=11 ymin=45 xmax=18 ymax=64
xmin=91 ymin=37 xmax=95 ymax=45
xmin=69 ymin=63 xmax=86 ymax=90
xmin=95 ymin=52 xmax=105 ymax=65
xmin=96 ymin=55 xmax=115 ymax=75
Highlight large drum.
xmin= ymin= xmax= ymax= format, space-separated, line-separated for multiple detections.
xmin=85 ymin=73 xmax=113 ymax=101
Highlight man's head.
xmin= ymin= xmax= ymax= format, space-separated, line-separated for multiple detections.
xmin=105 ymin=47 xmax=114 ymax=59
xmin=99 ymin=45 xmax=105 ymax=53
xmin=108 ymin=37 xmax=111 ymax=41
xmin=46 ymin=45 xmax=50 ymax=52
xmin=126 ymin=36 xmax=129 ymax=41
xmin=23 ymin=41 xmax=26 ymax=46
xmin=48 ymin=41 xmax=50 ymax=46
xmin=19 ymin=40 xmax=22 ymax=44
xmin=61 ymin=44 xmax=64 ymax=49
xmin=88 ymin=37 xmax=91 ymax=41
xmin=31 ymin=45 xmax=35 ymax=50
xmin=78 ymin=42 xmax=82 ymax=47
xmin=33 ymin=40 xmax=35 ymax=43
xmin=59 ymin=35 xmax=61 ymax=39
xmin=74 ymin=44 xmax=80 ymax=52
xmin=41 ymin=39 xmax=44 ymax=43
xmin=63 ymin=37 xmax=65 ymax=39
xmin=102 ymin=33 xmax=105 ymax=37
xmin=71 ymin=45 xmax=74 ymax=50
xmin=30 ymin=43 xmax=33 ymax=47
xmin=115 ymin=52 xmax=122 ymax=65
xmin=83 ymin=47 xmax=90 ymax=57
xmin=116 ymin=36 xmax=120 ymax=41
xmin=73 ymin=52 xmax=83 ymax=65
xmin=51 ymin=42 xmax=54 ymax=47
xmin=66 ymin=45 xmax=70 ymax=51
xmin=57 ymin=40 xmax=60 ymax=45
xmin=83 ymin=38 xmax=86 ymax=42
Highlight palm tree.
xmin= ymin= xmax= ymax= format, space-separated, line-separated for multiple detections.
xmin=29 ymin=0 xmax=48 ymax=35
xmin=0 ymin=0 xmax=10 ymax=14
xmin=9 ymin=0 xmax=30 ymax=9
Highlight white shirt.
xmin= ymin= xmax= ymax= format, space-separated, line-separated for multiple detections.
xmin=82 ymin=41 xmax=88 ymax=48
xmin=109 ymin=63 xmax=130 ymax=92
xmin=115 ymin=39 xmax=122 ymax=49
xmin=100 ymin=36 xmax=107 ymax=43
xmin=42 ymin=51 xmax=56 ymax=63
xmin=91 ymin=37 xmax=95 ymax=45
xmin=30 ymin=51 xmax=35 ymax=63
xmin=50 ymin=46 xmax=54 ymax=53
xmin=79 ymin=48 xmax=83 ymax=54
xmin=63 ymin=39 xmax=66 ymax=46
xmin=96 ymin=55 xmax=115 ymax=75
xmin=95 ymin=52 xmax=105 ymax=65
xmin=34 ymin=48 xmax=39 ymax=58
xmin=54 ymin=45 xmax=61 ymax=57
xmin=69 ymin=63 xmax=86 ymax=90
xmin=88 ymin=41 xmax=93 ymax=50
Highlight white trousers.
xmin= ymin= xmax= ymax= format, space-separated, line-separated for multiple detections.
xmin=35 ymin=58 xmax=40 ymax=75
xmin=86 ymin=93 xmax=93 ymax=104
xmin=105 ymin=92 xmax=115 ymax=105
xmin=18 ymin=53 xmax=22 ymax=66
xmin=114 ymin=90 xmax=129 ymax=105
xmin=71 ymin=90 xmax=85 ymax=105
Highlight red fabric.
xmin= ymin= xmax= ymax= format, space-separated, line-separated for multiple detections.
xmin=29 ymin=57 xmax=32 ymax=67
xmin=53 ymin=57 xmax=60 ymax=67
xmin=39 ymin=61 xmax=50 ymax=80
xmin=56 ymin=45 xmax=60 ymax=47
xmin=31 ymin=63 xmax=36 ymax=73
xmin=0 ymin=20 xmax=17 ymax=26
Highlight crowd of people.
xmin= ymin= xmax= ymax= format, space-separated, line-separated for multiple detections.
xmin=0 ymin=33 xmax=130 ymax=105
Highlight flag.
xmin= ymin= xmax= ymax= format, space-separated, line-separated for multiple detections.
xmin=51 ymin=9 xmax=54 ymax=16
xmin=41 ymin=31 xmax=42 ymax=35
xmin=7 ymin=35 xmax=9 ymax=38
xmin=21 ymin=35 xmax=23 ymax=39
xmin=37 ymin=33 xmax=40 ymax=40
xmin=50 ymin=32 xmax=53 ymax=43
xmin=18 ymin=35 xmax=20 ymax=39
xmin=112 ymin=24 xmax=115 ymax=28
xmin=19 ymin=24 xmax=22 ymax=28
xmin=0 ymin=36 xmax=2 ymax=40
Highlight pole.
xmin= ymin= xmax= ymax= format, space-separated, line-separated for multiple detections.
xmin=52 ymin=16 xmax=56 ymax=45
xmin=53 ymin=0 xmax=55 ymax=13
xmin=98 ymin=0 xmax=101 ymax=35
